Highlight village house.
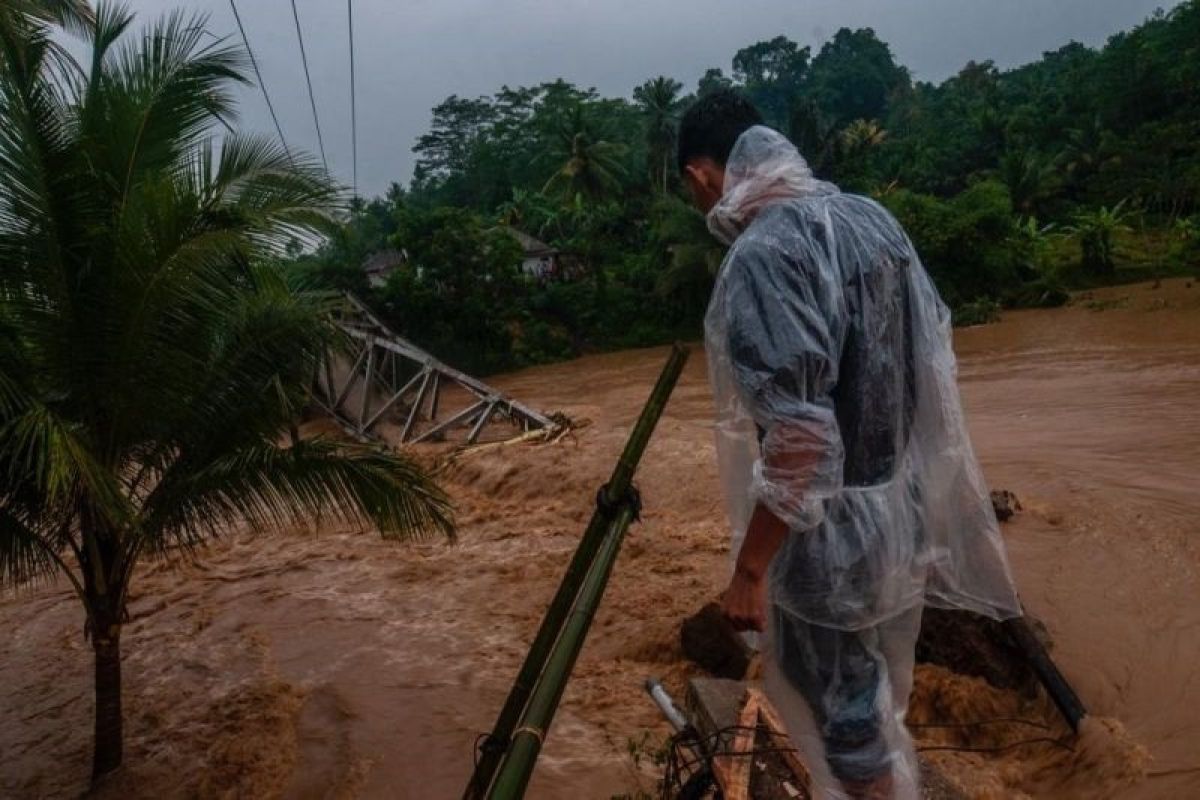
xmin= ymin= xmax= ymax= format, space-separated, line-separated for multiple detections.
xmin=503 ymin=228 xmax=560 ymax=281
xmin=360 ymin=248 xmax=407 ymax=288
xmin=361 ymin=229 xmax=561 ymax=288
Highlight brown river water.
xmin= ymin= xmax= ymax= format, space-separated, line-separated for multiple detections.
xmin=2 ymin=279 xmax=1198 ymax=799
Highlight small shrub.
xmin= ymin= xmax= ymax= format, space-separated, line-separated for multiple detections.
xmin=954 ymin=297 xmax=1002 ymax=326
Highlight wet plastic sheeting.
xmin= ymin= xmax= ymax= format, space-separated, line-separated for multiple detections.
xmin=703 ymin=126 xmax=1022 ymax=798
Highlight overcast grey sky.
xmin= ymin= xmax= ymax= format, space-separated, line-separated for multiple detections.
xmin=113 ymin=0 xmax=1179 ymax=198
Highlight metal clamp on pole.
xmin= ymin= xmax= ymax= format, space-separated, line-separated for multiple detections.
xmin=595 ymin=483 xmax=642 ymax=522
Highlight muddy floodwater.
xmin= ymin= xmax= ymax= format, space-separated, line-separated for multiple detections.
xmin=2 ymin=279 xmax=1198 ymax=799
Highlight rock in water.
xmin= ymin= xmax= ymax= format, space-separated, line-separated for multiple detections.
xmin=990 ymin=489 xmax=1022 ymax=522
xmin=916 ymin=607 xmax=1049 ymax=693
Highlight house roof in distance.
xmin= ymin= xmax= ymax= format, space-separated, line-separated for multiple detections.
xmin=503 ymin=227 xmax=556 ymax=257
xmin=361 ymin=248 xmax=407 ymax=276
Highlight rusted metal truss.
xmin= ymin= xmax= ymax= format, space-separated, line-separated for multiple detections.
xmin=312 ymin=294 xmax=554 ymax=445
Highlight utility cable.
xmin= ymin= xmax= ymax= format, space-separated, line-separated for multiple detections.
xmin=347 ymin=0 xmax=358 ymax=197
xmin=228 ymin=0 xmax=292 ymax=163
xmin=289 ymin=0 xmax=328 ymax=171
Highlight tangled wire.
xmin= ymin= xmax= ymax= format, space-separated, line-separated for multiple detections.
xmin=658 ymin=718 xmax=1074 ymax=799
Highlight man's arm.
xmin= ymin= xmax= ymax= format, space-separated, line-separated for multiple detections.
xmin=722 ymin=502 xmax=788 ymax=632
xmin=717 ymin=240 xmax=845 ymax=632
xmin=722 ymin=433 xmax=828 ymax=631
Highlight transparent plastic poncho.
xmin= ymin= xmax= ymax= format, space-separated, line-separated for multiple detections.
xmin=703 ymin=126 xmax=1021 ymax=798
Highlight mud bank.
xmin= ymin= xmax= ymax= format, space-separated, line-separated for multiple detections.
xmin=2 ymin=279 xmax=1198 ymax=798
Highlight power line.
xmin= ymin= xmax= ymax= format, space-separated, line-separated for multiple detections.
xmin=228 ymin=0 xmax=292 ymax=162
xmin=347 ymin=0 xmax=358 ymax=197
xmin=289 ymin=0 xmax=328 ymax=172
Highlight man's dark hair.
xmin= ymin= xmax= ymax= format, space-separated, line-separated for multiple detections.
xmin=676 ymin=89 xmax=764 ymax=173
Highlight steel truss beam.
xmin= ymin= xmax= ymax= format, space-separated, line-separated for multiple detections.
xmin=313 ymin=294 xmax=553 ymax=445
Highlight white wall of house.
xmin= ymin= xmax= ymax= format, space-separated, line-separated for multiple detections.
xmin=521 ymin=255 xmax=555 ymax=279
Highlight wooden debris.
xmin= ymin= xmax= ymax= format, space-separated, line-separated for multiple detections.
xmin=688 ymin=679 xmax=812 ymax=800
xmin=749 ymin=688 xmax=813 ymax=793
xmin=710 ymin=688 xmax=760 ymax=800
xmin=686 ymin=678 xmax=968 ymax=800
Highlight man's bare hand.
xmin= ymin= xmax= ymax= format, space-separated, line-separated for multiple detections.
xmin=721 ymin=566 xmax=768 ymax=632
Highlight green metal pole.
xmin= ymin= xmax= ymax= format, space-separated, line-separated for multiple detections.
xmin=488 ymin=501 xmax=641 ymax=799
xmin=463 ymin=344 xmax=689 ymax=799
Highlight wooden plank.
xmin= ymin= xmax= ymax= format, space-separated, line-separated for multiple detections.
xmin=322 ymin=354 xmax=336 ymax=400
xmin=712 ymin=690 xmax=759 ymax=800
xmin=749 ymin=688 xmax=813 ymax=793
xmin=688 ymin=679 xmax=808 ymax=800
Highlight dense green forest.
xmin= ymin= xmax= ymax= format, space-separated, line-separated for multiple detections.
xmin=290 ymin=2 xmax=1200 ymax=375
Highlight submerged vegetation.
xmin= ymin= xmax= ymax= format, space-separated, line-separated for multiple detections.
xmin=292 ymin=2 xmax=1200 ymax=375
xmin=0 ymin=2 xmax=452 ymax=783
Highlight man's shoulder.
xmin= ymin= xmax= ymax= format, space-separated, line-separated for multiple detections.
xmin=730 ymin=204 xmax=807 ymax=260
xmin=728 ymin=201 xmax=830 ymax=281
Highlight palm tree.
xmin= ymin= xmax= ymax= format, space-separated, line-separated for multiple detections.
xmin=542 ymin=106 xmax=627 ymax=204
xmin=0 ymin=3 xmax=453 ymax=784
xmin=633 ymin=76 xmax=682 ymax=193
xmin=496 ymin=187 xmax=559 ymax=238
xmin=831 ymin=119 xmax=887 ymax=190
xmin=840 ymin=118 xmax=888 ymax=151
xmin=1060 ymin=116 xmax=1119 ymax=183
xmin=998 ymin=150 xmax=1058 ymax=215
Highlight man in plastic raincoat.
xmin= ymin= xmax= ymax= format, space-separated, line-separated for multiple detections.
xmin=677 ymin=90 xmax=1022 ymax=799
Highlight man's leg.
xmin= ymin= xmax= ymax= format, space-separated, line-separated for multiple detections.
xmin=765 ymin=604 xmax=922 ymax=799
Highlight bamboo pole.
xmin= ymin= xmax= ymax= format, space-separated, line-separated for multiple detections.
xmin=487 ymin=501 xmax=640 ymax=799
xmin=463 ymin=344 xmax=689 ymax=799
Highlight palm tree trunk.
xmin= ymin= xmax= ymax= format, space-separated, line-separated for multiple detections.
xmin=91 ymin=623 xmax=123 ymax=781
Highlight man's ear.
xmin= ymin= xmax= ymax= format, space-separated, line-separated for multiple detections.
xmin=685 ymin=161 xmax=723 ymax=211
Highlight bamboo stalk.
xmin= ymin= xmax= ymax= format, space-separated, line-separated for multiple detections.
xmin=463 ymin=343 xmax=689 ymax=799
xmin=487 ymin=501 xmax=640 ymax=799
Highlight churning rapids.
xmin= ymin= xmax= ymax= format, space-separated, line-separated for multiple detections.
xmin=2 ymin=279 xmax=1198 ymax=799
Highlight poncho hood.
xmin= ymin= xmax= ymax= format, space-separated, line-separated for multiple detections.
xmin=706 ymin=125 xmax=839 ymax=245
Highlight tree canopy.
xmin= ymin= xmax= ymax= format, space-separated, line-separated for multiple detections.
xmin=0 ymin=2 xmax=453 ymax=782
xmin=294 ymin=2 xmax=1200 ymax=372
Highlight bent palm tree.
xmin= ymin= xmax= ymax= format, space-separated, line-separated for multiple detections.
xmin=0 ymin=3 xmax=453 ymax=784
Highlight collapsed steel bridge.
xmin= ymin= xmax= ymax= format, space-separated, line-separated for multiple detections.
xmin=312 ymin=294 xmax=553 ymax=446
